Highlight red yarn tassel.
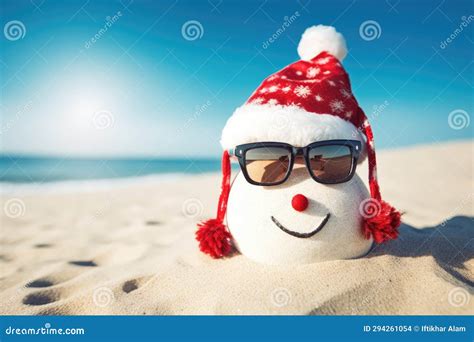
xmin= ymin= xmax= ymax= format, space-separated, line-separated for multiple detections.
xmin=195 ymin=151 xmax=233 ymax=258
xmin=196 ymin=219 xmax=232 ymax=258
xmin=359 ymin=109 xmax=401 ymax=243
xmin=362 ymin=200 xmax=401 ymax=243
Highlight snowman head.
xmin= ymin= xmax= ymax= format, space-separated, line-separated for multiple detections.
xmin=196 ymin=25 xmax=401 ymax=264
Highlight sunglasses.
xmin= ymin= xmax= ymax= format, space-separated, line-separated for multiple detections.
xmin=229 ymin=140 xmax=362 ymax=186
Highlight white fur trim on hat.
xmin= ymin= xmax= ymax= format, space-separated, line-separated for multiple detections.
xmin=220 ymin=104 xmax=366 ymax=162
xmin=297 ymin=25 xmax=347 ymax=61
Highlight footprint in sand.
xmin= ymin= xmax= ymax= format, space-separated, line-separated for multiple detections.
xmin=33 ymin=243 xmax=53 ymax=248
xmin=23 ymin=289 xmax=61 ymax=306
xmin=22 ymin=267 xmax=97 ymax=308
xmin=0 ymin=254 xmax=12 ymax=262
xmin=20 ymin=247 xmax=149 ymax=310
xmin=68 ymin=260 xmax=98 ymax=267
xmin=122 ymin=280 xmax=139 ymax=293
xmin=145 ymin=220 xmax=161 ymax=226
xmin=25 ymin=279 xmax=55 ymax=288
xmin=121 ymin=276 xmax=153 ymax=294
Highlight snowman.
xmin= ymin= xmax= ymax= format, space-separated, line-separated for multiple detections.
xmin=196 ymin=25 xmax=401 ymax=265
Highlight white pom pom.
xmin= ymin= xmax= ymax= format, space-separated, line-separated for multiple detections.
xmin=297 ymin=25 xmax=347 ymax=61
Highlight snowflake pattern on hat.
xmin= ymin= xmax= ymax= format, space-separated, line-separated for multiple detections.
xmin=247 ymin=52 xmax=364 ymax=129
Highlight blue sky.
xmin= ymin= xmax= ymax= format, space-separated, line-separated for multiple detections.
xmin=1 ymin=0 xmax=472 ymax=157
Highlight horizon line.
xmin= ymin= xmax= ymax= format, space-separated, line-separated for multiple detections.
xmin=0 ymin=137 xmax=471 ymax=160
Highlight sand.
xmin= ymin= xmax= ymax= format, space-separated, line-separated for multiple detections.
xmin=0 ymin=140 xmax=472 ymax=315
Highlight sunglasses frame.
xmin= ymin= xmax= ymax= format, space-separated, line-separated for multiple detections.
xmin=230 ymin=140 xmax=362 ymax=186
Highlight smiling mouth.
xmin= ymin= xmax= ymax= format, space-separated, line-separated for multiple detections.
xmin=270 ymin=214 xmax=331 ymax=238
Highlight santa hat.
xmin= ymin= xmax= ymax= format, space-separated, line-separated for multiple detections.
xmin=196 ymin=25 xmax=401 ymax=258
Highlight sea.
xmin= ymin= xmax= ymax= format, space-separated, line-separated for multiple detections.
xmin=0 ymin=155 xmax=223 ymax=193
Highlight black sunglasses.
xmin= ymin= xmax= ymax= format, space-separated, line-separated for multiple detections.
xmin=229 ymin=140 xmax=361 ymax=186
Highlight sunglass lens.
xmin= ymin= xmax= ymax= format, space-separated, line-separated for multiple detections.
xmin=244 ymin=147 xmax=291 ymax=185
xmin=308 ymin=145 xmax=353 ymax=183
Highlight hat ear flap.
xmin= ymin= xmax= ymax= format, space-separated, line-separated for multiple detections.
xmin=195 ymin=151 xmax=233 ymax=258
xmin=358 ymin=109 xmax=402 ymax=243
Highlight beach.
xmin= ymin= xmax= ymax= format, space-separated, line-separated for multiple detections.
xmin=0 ymin=140 xmax=472 ymax=315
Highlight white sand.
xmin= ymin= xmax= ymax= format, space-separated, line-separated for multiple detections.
xmin=0 ymin=140 xmax=472 ymax=315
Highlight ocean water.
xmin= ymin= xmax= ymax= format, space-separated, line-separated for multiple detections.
xmin=0 ymin=156 xmax=222 ymax=185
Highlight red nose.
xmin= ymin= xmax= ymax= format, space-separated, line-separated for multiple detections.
xmin=291 ymin=194 xmax=309 ymax=212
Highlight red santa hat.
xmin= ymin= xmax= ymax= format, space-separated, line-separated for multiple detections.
xmin=196 ymin=25 xmax=401 ymax=258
